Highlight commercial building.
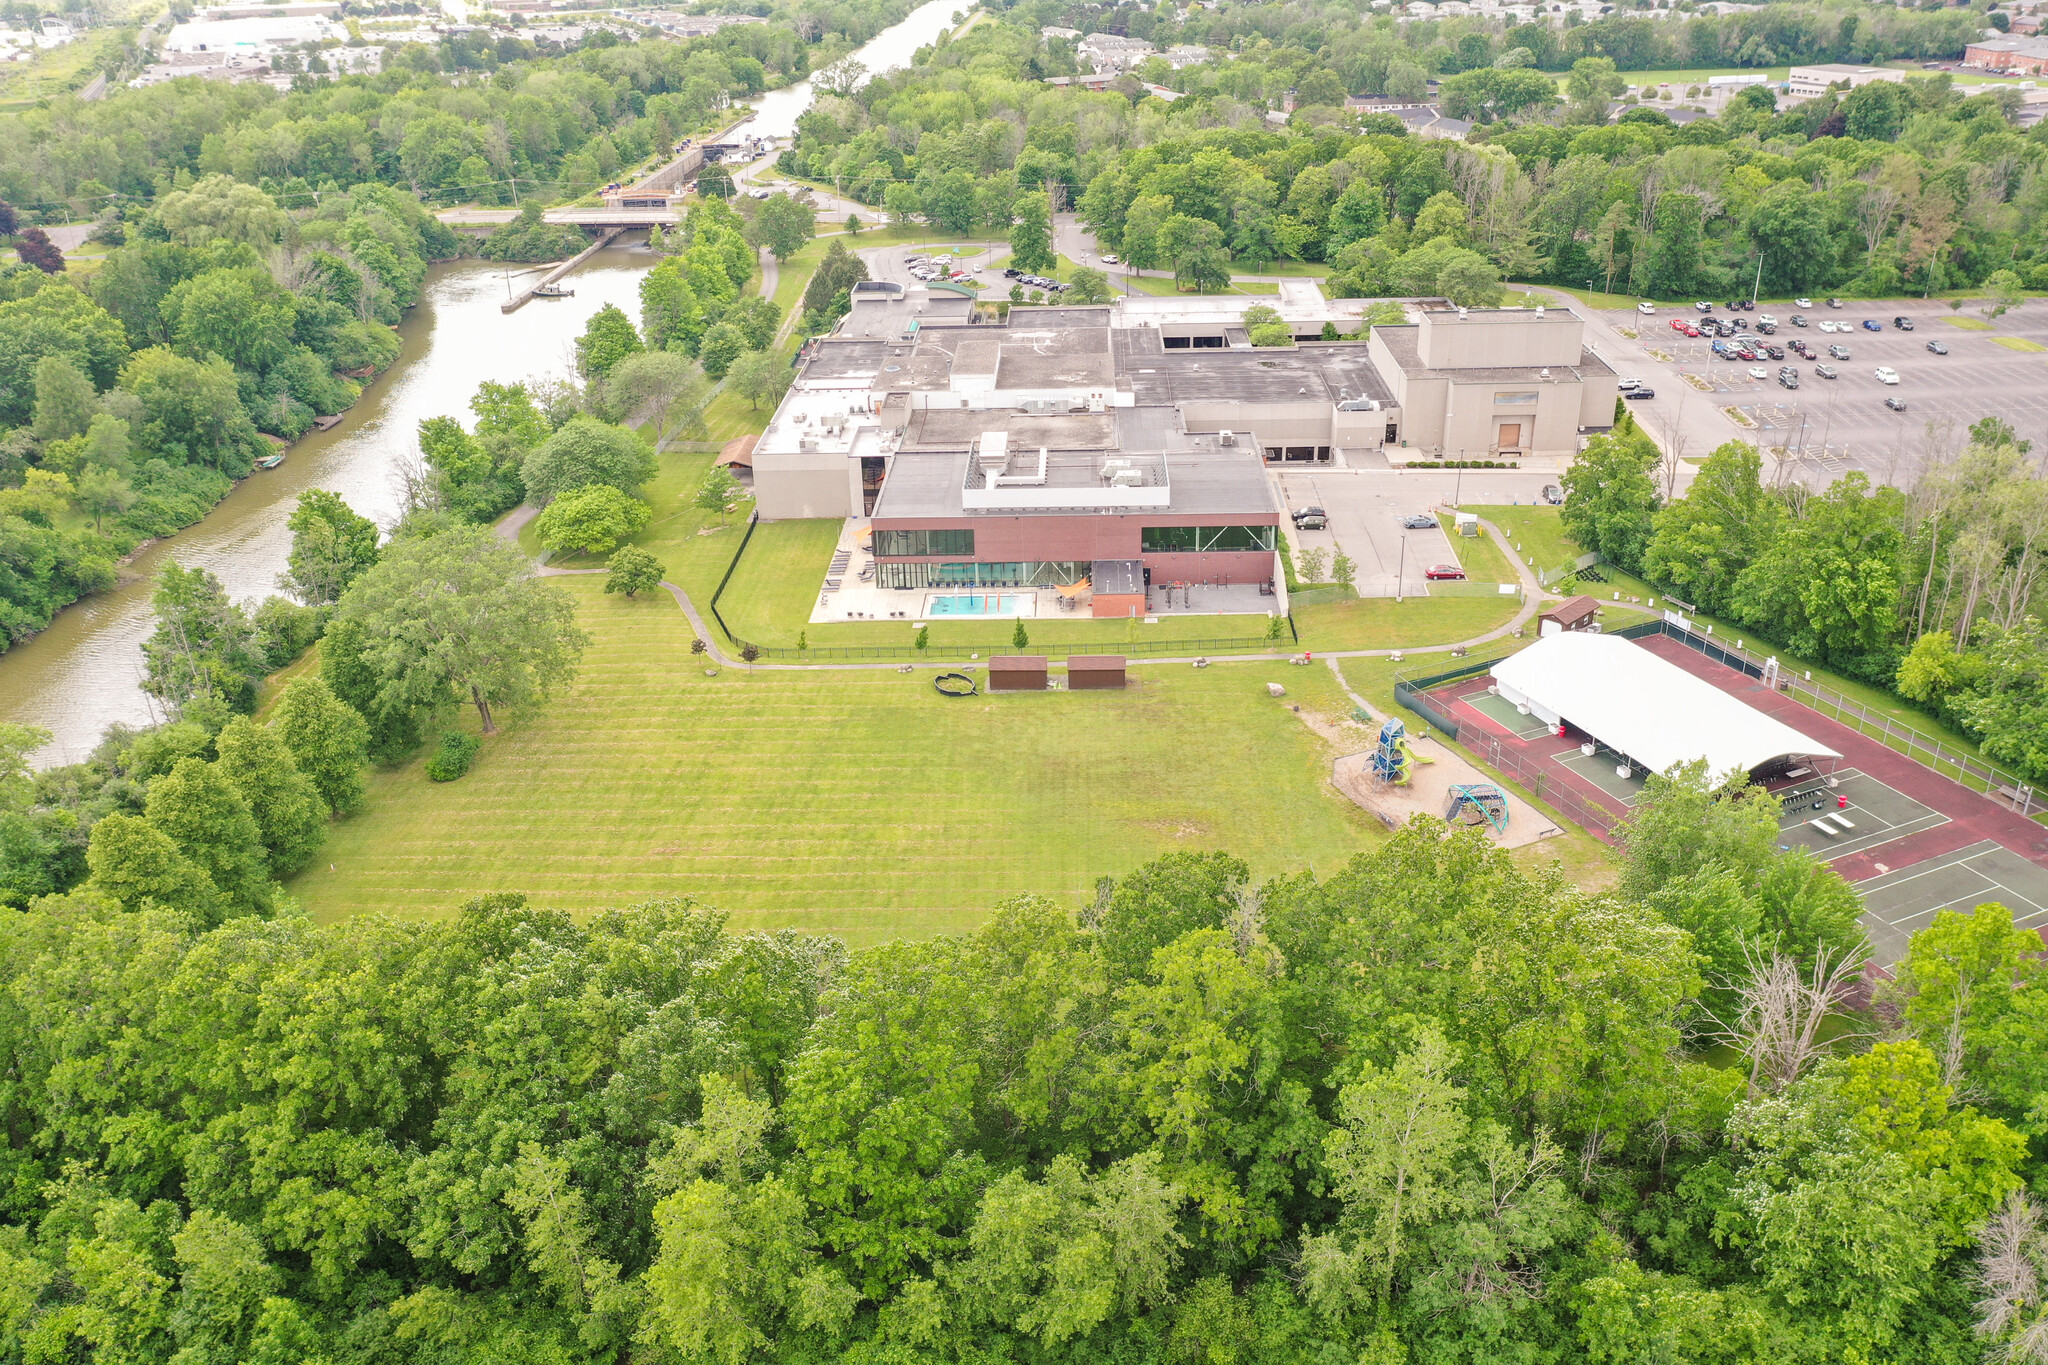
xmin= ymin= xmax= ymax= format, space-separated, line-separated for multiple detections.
xmin=1367 ymin=306 xmax=1618 ymax=460
xmin=1965 ymin=36 xmax=2048 ymax=74
xmin=1785 ymin=63 xmax=1906 ymax=98
xmin=749 ymin=284 xmax=1617 ymax=621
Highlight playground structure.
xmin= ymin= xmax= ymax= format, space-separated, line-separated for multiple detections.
xmin=1445 ymin=783 xmax=1510 ymax=833
xmin=1369 ymin=718 xmax=1435 ymax=786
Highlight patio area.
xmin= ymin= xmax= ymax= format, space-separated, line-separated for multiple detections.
xmin=806 ymin=520 xmax=1284 ymax=626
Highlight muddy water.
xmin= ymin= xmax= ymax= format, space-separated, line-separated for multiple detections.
xmin=726 ymin=0 xmax=966 ymax=142
xmin=0 ymin=243 xmax=656 ymax=767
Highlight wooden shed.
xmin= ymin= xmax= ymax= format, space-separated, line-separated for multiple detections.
xmin=988 ymin=655 xmax=1048 ymax=691
xmin=1066 ymin=655 xmax=1127 ymax=689
xmin=1538 ymin=595 xmax=1600 ymax=636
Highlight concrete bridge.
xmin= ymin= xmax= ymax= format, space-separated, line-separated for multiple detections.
xmin=440 ymin=206 xmax=683 ymax=229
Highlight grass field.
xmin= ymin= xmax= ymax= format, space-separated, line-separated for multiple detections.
xmin=1994 ymin=337 xmax=2047 ymax=353
xmin=1294 ymin=593 xmax=1519 ymax=652
xmin=289 ymin=579 xmax=1382 ymax=940
xmin=1472 ymin=504 xmax=1580 ymax=579
xmin=1118 ymin=271 xmax=1279 ymax=298
xmin=1944 ymin=317 xmax=1996 ymax=330
xmin=1450 ymin=525 xmax=1517 ymax=585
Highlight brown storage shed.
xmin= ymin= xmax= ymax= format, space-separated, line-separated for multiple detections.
xmin=1538 ymin=596 xmax=1600 ymax=636
xmin=1066 ymin=655 xmax=1127 ymax=689
xmin=988 ymin=655 xmax=1048 ymax=691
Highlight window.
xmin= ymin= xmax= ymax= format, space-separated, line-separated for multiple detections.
xmin=874 ymin=528 xmax=975 ymax=557
xmin=1493 ymin=391 xmax=1539 ymax=405
xmin=1141 ymin=525 xmax=1277 ymax=553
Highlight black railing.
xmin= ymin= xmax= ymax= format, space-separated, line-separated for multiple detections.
xmin=730 ymin=634 xmax=1282 ymax=662
xmin=706 ymin=510 xmax=759 ymax=645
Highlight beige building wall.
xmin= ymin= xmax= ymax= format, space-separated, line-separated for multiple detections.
xmin=753 ymin=451 xmax=857 ymax=520
xmin=1416 ymin=311 xmax=1585 ymax=369
xmin=1179 ymin=400 xmax=1333 ymax=446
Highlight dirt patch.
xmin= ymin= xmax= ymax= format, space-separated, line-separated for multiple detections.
xmin=1329 ymin=732 xmax=1561 ymax=849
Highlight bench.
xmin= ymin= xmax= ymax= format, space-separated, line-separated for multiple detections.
xmin=1832 ymin=814 xmax=1856 ymax=830
xmin=1807 ymin=817 xmax=1840 ymax=837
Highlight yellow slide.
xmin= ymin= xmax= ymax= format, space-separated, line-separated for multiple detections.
xmin=1396 ymin=736 xmax=1435 ymax=778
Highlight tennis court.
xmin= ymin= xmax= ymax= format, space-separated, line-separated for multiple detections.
xmin=1775 ymin=769 xmax=1950 ymax=863
xmin=1464 ymin=689 xmax=1556 ymax=740
xmin=1554 ymin=747 xmax=1650 ymax=805
xmin=1858 ymin=840 xmax=2048 ymax=963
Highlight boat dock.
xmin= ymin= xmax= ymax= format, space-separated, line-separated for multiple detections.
xmin=502 ymin=226 xmax=624 ymax=313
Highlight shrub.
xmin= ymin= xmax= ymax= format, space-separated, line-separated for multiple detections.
xmin=425 ymin=731 xmax=482 ymax=782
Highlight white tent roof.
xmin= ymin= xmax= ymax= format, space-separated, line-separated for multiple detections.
xmin=1490 ymin=633 xmax=1840 ymax=781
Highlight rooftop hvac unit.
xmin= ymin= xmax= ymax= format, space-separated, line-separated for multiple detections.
xmin=1219 ymin=430 xmax=1236 ymax=446
xmin=1109 ymin=468 xmax=1146 ymax=488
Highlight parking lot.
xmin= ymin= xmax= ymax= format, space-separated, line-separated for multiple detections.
xmin=1594 ymin=300 xmax=2048 ymax=487
xmin=860 ymin=243 xmax=1007 ymax=289
xmin=1271 ymin=468 xmax=1555 ymax=595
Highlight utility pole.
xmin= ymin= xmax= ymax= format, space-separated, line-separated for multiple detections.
xmin=1751 ymin=252 xmax=1764 ymax=307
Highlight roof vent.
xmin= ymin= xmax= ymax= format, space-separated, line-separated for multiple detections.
xmin=1540 ymin=368 xmax=1552 ymax=381
xmin=1219 ymin=430 xmax=1236 ymax=446
xmin=1456 ymin=306 xmax=1468 ymax=320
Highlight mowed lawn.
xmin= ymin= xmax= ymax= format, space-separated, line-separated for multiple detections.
xmin=291 ymin=580 xmax=1382 ymax=942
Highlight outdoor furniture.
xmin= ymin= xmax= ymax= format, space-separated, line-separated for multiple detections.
xmin=1807 ymin=818 xmax=1839 ymax=836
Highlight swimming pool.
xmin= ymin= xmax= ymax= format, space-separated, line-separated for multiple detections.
xmin=926 ymin=594 xmax=1029 ymax=616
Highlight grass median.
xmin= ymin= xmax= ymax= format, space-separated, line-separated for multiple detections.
xmin=290 ymin=578 xmax=1381 ymax=941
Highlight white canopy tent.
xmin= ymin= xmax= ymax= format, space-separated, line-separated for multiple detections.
xmin=1490 ymin=633 xmax=1840 ymax=782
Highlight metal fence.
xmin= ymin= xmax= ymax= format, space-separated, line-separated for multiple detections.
xmin=1453 ymin=729 xmax=1625 ymax=842
xmin=706 ymin=511 xmax=759 ymax=645
xmin=1642 ymin=618 xmax=2039 ymax=817
xmin=733 ymin=633 xmax=1286 ymax=662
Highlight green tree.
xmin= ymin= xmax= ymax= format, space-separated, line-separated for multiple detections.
xmin=144 ymin=755 xmax=269 ymax=918
xmin=533 ymin=483 xmax=651 ymax=557
xmin=575 ymin=303 xmax=644 ymax=381
xmin=748 ymin=193 xmax=815 ymax=262
xmin=697 ymin=321 xmax=747 ymax=380
xmin=31 ymin=353 xmax=97 ymax=443
xmin=1157 ymin=215 xmax=1229 ymax=293
xmin=0 ymin=283 xmax=130 ymax=424
xmin=214 ymin=717 xmax=327 ymax=875
xmin=75 ymin=464 xmax=136 ymax=533
xmin=1066 ymin=266 xmax=1114 ymax=304
xmin=1842 ymin=80 xmax=1910 ymax=141
xmin=604 ymin=349 xmax=709 ymax=448
xmin=1643 ymin=193 xmax=1706 ymax=298
xmin=1642 ymin=440 xmax=1770 ymax=616
xmin=1730 ymin=473 xmax=1906 ymax=673
xmin=271 ymin=675 xmax=369 ymax=815
xmin=522 ymin=416 xmax=658 ymax=504
xmin=281 ymin=488 xmax=380 ymax=606
xmin=142 ymin=562 xmax=263 ymax=715
xmin=728 ymin=348 xmax=793 ymax=411
xmin=604 ymin=545 xmax=665 ymax=598
xmin=153 ymin=174 xmax=290 ymax=246
xmin=332 ymin=524 xmax=588 ymax=733
xmin=1008 ymin=190 xmax=1055 ymax=274
xmin=695 ymin=464 xmax=744 ymax=523
xmin=1559 ymin=425 xmax=1660 ymax=571
xmin=119 ymin=346 xmax=260 ymax=473
xmin=83 ymin=810 xmax=220 ymax=918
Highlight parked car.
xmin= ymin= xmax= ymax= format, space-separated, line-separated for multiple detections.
xmin=1862 ymin=319 xmax=1883 ymax=332
xmin=1425 ymin=564 xmax=1467 ymax=580
xmin=1765 ymin=345 xmax=1786 ymax=360
xmin=1816 ymin=363 xmax=1839 ymax=379
xmin=1003 ymin=267 xmax=1022 ymax=278
xmin=1730 ymin=318 xmax=1750 ymax=330
xmin=1679 ymin=324 xmax=1700 ymax=337
xmin=1669 ymin=318 xmax=1692 ymax=332
xmin=1794 ymin=297 xmax=1814 ymax=308
xmin=1747 ymin=366 xmax=1768 ymax=380
xmin=1617 ymin=378 xmax=1643 ymax=391
xmin=1735 ymin=348 xmax=1758 ymax=362
xmin=1779 ymin=372 xmax=1800 ymax=390
xmin=1758 ymin=314 xmax=1777 ymax=327
xmin=1875 ymin=366 xmax=1900 ymax=384
xmin=1623 ymin=387 xmax=1656 ymax=400
xmin=1100 ymin=253 xmax=1119 ymax=264
xmin=1893 ymin=316 xmax=1915 ymax=330
xmin=1789 ymin=341 xmax=1813 ymax=359
xmin=1885 ymin=396 xmax=1909 ymax=412
xmin=1695 ymin=301 xmax=1715 ymax=312
xmin=1637 ymin=301 xmax=1657 ymax=314
xmin=1926 ymin=340 xmax=1948 ymax=354
xmin=1818 ymin=320 xmax=1837 ymax=332
xmin=1756 ymin=322 xmax=1776 ymax=335
xmin=1827 ymin=297 xmax=1843 ymax=308
xmin=1292 ymin=507 xmax=1327 ymax=529
xmin=1790 ymin=314 xmax=1808 ymax=327
xmin=1541 ymin=484 xmax=1563 ymax=505
xmin=1829 ymin=344 xmax=1852 ymax=360
xmin=1400 ymin=513 xmax=1438 ymax=529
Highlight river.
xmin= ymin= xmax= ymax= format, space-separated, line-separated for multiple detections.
xmin=726 ymin=0 xmax=966 ymax=142
xmin=2 ymin=0 xmax=970 ymax=767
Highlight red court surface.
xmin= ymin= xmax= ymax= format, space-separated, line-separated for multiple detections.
xmin=1427 ymin=633 xmax=2048 ymax=963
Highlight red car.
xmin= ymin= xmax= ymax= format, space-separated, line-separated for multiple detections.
xmin=1426 ymin=564 xmax=1466 ymax=581
xmin=1669 ymin=318 xmax=1690 ymax=332
xmin=1681 ymin=324 xmax=1700 ymax=336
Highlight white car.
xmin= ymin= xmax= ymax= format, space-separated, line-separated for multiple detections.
xmin=1617 ymin=377 xmax=1642 ymax=390
xmin=1817 ymin=320 xmax=1837 ymax=333
xmin=1748 ymin=366 xmax=1768 ymax=380
xmin=1637 ymin=301 xmax=1657 ymax=315
xmin=1794 ymin=297 xmax=1813 ymax=308
xmin=1758 ymin=314 xmax=1777 ymax=327
xmin=1875 ymin=366 xmax=1901 ymax=385
xmin=1100 ymin=253 xmax=1119 ymax=264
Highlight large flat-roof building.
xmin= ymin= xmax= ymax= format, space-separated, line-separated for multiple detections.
xmin=1785 ymin=63 xmax=1906 ymax=98
xmin=1965 ymin=36 xmax=2048 ymax=74
xmin=750 ymin=286 xmax=1616 ymax=616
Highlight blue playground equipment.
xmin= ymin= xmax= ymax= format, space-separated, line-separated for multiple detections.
xmin=1446 ymin=783 xmax=1510 ymax=833
xmin=1370 ymin=718 xmax=1434 ymax=786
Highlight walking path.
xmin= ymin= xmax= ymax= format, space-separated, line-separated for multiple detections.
xmin=493 ymin=509 xmax=1562 ymax=674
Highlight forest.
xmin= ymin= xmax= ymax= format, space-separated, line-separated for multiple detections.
xmin=781 ymin=10 xmax=2046 ymax=302
xmin=1563 ymin=411 xmax=2048 ymax=783
xmin=1 ymin=775 xmax=2043 ymax=1364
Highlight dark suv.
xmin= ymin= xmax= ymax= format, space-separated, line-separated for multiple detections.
xmin=1292 ymin=507 xmax=1327 ymax=530
xmin=1893 ymin=316 xmax=1915 ymax=330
